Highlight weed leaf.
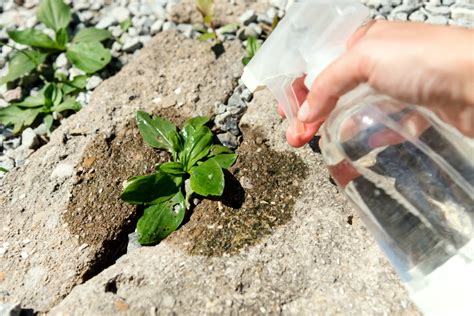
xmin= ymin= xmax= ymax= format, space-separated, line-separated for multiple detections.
xmin=159 ymin=162 xmax=185 ymax=176
xmin=120 ymin=18 xmax=132 ymax=31
xmin=55 ymin=28 xmax=69 ymax=49
xmin=210 ymin=153 xmax=237 ymax=169
xmin=44 ymin=83 xmax=63 ymax=108
xmin=13 ymin=94 xmax=45 ymax=108
xmin=182 ymin=125 xmax=213 ymax=169
xmin=219 ymin=23 xmax=239 ymax=34
xmin=8 ymin=28 xmax=59 ymax=50
xmin=43 ymin=114 xmax=54 ymax=132
xmin=136 ymin=111 xmax=178 ymax=152
xmin=0 ymin=50 xmax=47 ymax=85
xmin=209 ymin=144 xmax=233 ymax=156
xmin=0 ymin=106 xmax=42 ymax=134
xmin=66 ymin=41 xmax=111 ymax=74
xmin=137 ymin=190 xmax=186 ymax=245
xmin=51 ymin=96 xmax=81 ymax=112
xmin=73 ymin=28 xmax=111 ymax=43
xmin=242 ymin=36 xmax=261 ymax=65
xmin=197 ymin=32 xmax=216 ymax=42
xmin=189 ymin=158 xmax=224 ymax=196
xmin=120 ymin=171 xmax=182 ymax=205
xmin=181 ymin=116 xmax=209 ymax=139
xmin=37 ymin=0 xmax=72 ymax=31
xmin=196 ymin=0 xmax=214 ymax=20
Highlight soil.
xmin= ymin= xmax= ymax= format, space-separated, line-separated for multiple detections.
xmin=63 ymin=115 xmax=172 ymax=280
xmin=169 ymin=127 xmax=309 ymax=256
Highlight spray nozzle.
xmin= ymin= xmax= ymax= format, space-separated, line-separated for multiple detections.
xmin=241 ymin=0 xmax=369 ymax=135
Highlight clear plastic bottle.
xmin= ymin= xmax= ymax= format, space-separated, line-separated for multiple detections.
xmin=320 ymin=85 xmax=474 ymax=315
xmin=241 ymin=1 xmax=474 ymax=313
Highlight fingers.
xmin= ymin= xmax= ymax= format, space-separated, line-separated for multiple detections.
xmin=292 ymin=76 xmax=309 ymax=104
xmin=276 ymin=75 xmax=308 ymax=119
xmin=298 ymin=47 xmax=368 ymax=123
xmin=346 ymin=19 xmax=378 ymax=49
xmin=277 ymin=104 xmax=286 ymax=118
xmin=286 ymin=121 xmax=324 ymax=148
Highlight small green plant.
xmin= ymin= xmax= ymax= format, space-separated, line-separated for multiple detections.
xmin=0 ymin=167 xmax=8 ymax=173
xmin=195 ymin=0 xmax=218 ymax=41
xmin=0 ymin=0 xmax=112 ymax=133
xmin=121 ymin=111 xmax=238 ymax=245
xmin=242 ymin=36 xmax=261 ymax=65
xmin=120 ymin=18 xmax=132 ymax=32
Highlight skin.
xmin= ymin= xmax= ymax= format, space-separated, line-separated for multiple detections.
xmin=279 ymin=20 xmax=474 ymax=147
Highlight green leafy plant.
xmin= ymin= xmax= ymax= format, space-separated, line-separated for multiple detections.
xmin=0 ymin=167 xmax=8 ymax=173
xmin=195 ymin=0 xmax=218 ymax=41
xmin=0 ymin=0 xmax=112 ymax=133
xmin=121 ymin=111 xmax=238 ymax=245
xmin=242 ymin=36 xmax=261 ymax=65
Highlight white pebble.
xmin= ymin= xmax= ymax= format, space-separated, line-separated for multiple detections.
xmin=150 ymin=20 xmax=164 ymax=35
xmin=86 ymin=76 xmax=103 ymax=91
xmin=111 ymin=6 xmax=130 ymax=23
xmin=51 ymin=163 xmax=75 ymax=179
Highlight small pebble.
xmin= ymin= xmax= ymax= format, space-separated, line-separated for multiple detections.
xmin=4 ymin=87 xmax=22 ymax=102
xmin=86 ymin=76 xmax=103 ymax=91
xmin=150 ymin=20 xmax=164 ymax=35
xmin=54 ymin=53 xmax=69 ymax=68
xmin=162 ymin=21 xmax=177 ymax=31
xmin=96 ymin=16 xmax=116 ymax=29
xmin=239 ymin=9 xmax=258 ymax=25
xmin=69 ymin=67 xmax=86 ymax=80
xmin=21 ymin=128 xmax=40 ymax=150
xmin=111 ymin=6 xmax=130 ymax=23
xmin=51 ymin=163 xmax=74 ymax=179
xmin=122 ymin=37 xmax=142 ymax=53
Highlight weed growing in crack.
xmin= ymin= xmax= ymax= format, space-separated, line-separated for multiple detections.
xmin=120 ymin=111 xmax=238 ymax=245
xmin=195 ymin=0 xmax=219 ymax=42
xmin=195 ymin=0 xmax=239 ymax=55
xmin=242 ymin=36 xmax=261 ymax=66
xmin=0 ymin=0 xmax=112 ymax=133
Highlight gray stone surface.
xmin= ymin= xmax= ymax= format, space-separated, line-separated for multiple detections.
xmin=0 ymin=31 xmax=242 ymax=313
xmin=49 ymin=89 xmax=418 ymax=316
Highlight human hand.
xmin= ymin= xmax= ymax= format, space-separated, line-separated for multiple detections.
xmin=280 ymin=20 xmax=474 ymax=147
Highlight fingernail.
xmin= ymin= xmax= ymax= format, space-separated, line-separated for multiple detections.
xmin=298 ymin=100 xmax=311 ymax=122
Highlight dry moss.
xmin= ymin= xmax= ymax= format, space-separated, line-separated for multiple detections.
xmin=169 ymin=128 xmax=308 ymax=256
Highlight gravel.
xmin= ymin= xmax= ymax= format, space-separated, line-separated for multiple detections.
xmin=85 ymin=76 xmax=103 ymax=91
xmin=0 ymin=0 xmax=473 ymax=176
xmin=20 ymin=128 xmax=40 ymax=150
xmin=239 ymin=9 xmax=258 ymax=25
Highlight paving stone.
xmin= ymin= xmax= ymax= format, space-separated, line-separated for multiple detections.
xmin=49 ymin=89 xmax=418 ymax=316
xmin=0 ymin=31 xmax=243 ymax=313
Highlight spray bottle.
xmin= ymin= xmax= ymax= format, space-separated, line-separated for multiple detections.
xmin=241 ymin=1 xmax=474 ymax=315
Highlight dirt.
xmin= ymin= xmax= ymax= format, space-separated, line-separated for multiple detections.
xmin=64 ymin=115 xmax=173 ymax=280
xmin=169 ymin=0 xmax=271 ymax=26
xmin=168 ymin=127 xmax=308 ymax=256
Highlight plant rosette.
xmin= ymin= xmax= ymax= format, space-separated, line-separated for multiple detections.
xmin=121 ymin=111 xmax=238 ymax=245
xmin=0 ymin=0 xmax=112 ymax=133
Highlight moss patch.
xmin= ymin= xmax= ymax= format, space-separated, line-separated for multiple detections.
xmin=169 ymin=128 xmax=308 ymax=256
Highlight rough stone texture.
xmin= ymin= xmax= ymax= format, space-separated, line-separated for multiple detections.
xmin=0 ymin=31 xmax=242 ymax=312
xmin=169 ymin=0 xmax=271 ymax=26
xmin=49 ymin=90 xmax=419 ymax=315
